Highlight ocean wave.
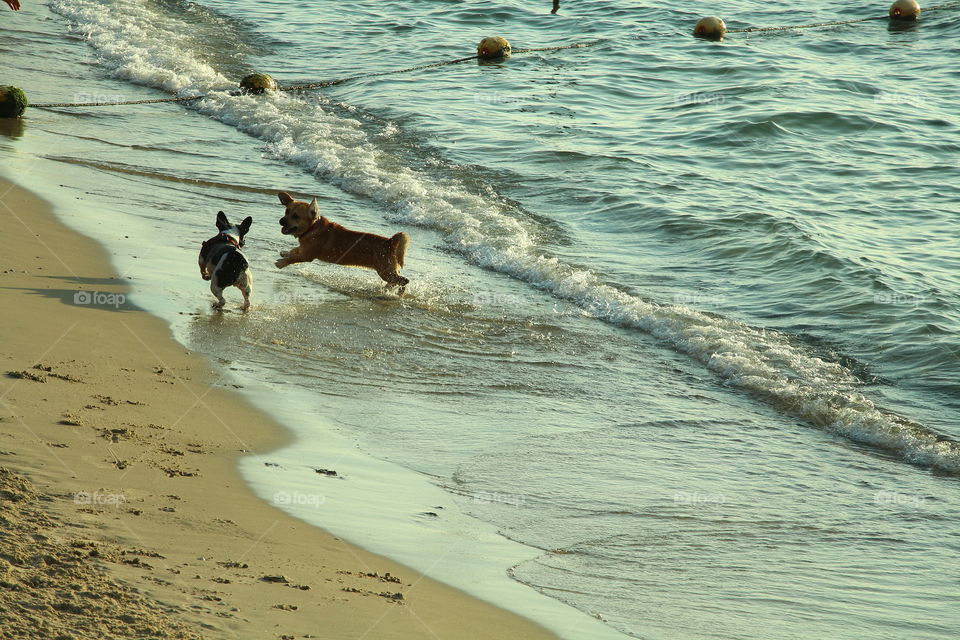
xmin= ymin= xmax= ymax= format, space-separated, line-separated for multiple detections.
xmin=49 ymin=0 xmax=960 ymax=474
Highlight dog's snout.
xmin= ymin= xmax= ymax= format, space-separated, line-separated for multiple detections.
xmin=279 ymin=217 xmax=286 ymax=225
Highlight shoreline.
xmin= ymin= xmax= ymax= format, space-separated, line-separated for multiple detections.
xmin=0 ymin=175 xmax=557 ymax=639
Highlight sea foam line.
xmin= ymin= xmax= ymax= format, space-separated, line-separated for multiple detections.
xmin=50 ymin=0 xmax=960 ymax=474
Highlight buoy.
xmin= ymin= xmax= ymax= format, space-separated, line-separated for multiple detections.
xmin=0 ymin=85 xmax=28 ymax=118
xmin=693 ymin=17 xmax=727 ymax=40
xmin=889 ymin=0 xmax=921 ymax=20
xmin=239 ymin=73 xmax=278 ymax=95
xmin=477 ymin=36 xmax=512 ymax=60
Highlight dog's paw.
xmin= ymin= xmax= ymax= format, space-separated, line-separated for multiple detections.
xmin=278 ymin=250 xmax=290 ymax=257
xmin=274 ymin=259 xmax=287 ymax=269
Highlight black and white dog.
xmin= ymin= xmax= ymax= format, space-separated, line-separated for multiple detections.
xmin=199 ymin=211 xmax=253 ymax=311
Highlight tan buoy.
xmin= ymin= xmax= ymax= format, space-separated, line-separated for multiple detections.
xmin=239 ymin=73 xmax=278 ymax=95
xmin=693 ymin=17 xmax=727 ymax=40
xmin=0 ymin=85 xmax=28 ymax=118
xmin=889 ymin=0 xmax=921 ymax=20
xmin=477 ymin=36 xmax=512 ymax=60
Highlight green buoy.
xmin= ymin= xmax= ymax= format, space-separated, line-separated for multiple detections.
xmin=239 ymin=73 xmax=279 ymax=95
xmin=0 ymin=86 xmax=28 ymax=118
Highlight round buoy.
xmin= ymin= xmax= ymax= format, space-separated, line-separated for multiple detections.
xmin=693 ymin=17 xmax=727 ymax=40
xmin=0 ymin=85 xmax=28 ymax=118
xmin=889 ymin=0 xmax=921 ymax=20
xmin=239 ymin=73 xmax=278 ymax=95
xmin=477 ymin=36 xmax=512 ymax=60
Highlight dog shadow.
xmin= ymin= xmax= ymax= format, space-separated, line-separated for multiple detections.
xmin=36 ymin=275 xmax=131 ymax=287
xmin=0 ymin=285 xmax=135 ymax=312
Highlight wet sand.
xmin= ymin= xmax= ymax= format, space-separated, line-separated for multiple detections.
xmin=0 ymin=175 xmax=556 ymax=640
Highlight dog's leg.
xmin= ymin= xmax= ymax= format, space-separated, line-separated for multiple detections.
xmin=210 ymin=279 xmax=226 ymax=310
xmin=381 ymin=233 xmax=410 ymax=295
xmin=238 ymin=271 xmax=252 ymax=312
xmin=377 ymin=269 xmax=410 ymax=297
xmin=275 ymin=247 xmax=306 ymax=269
xmin=389 ymin=274 xmax=409 ymax=297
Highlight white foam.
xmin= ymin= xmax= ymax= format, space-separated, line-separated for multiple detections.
xmin=51 ymin=0 xmax=960 ymax=475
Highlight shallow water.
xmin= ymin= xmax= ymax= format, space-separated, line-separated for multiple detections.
xmin=3 ymin=1 xmax=959 ymax=638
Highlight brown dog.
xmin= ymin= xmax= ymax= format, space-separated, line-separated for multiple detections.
xmin=275 ymin=192 xmax=410 ymax=294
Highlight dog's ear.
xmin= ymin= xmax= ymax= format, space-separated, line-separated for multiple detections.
xmin=278 ymin=192 xmax=293 ymax=206
xmin=239 ymin=216 xmax=253 ymax=236
xmin=216 ymin=210 xmax=230 ymax=231
xmin=308 ymin=197 xmax=320 ymax=220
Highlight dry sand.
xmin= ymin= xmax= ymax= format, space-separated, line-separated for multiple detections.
xmin=0 ymin=176 xmax=556 ymax=640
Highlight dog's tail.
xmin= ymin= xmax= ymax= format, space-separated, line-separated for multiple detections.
xmin=389 ymin=232 xmax=409 ymax=269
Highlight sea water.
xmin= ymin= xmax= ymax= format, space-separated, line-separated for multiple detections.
xmin=2 ymin=1 xmax=958 ymax=638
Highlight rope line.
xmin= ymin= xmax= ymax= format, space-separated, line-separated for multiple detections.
xmin=33 ymin=94 xmax=207 ymax=108
xmin=279 ymin=53 xmax=480 ymax=92
xmin=729 ymin=15 xmax=886 ymax=33
xmin=31 ymin=41 xmax=599 ymax=109
xmin=513 ymin=42 xmax=599 ymax=53
xmin=729 ymin=0 xmax=960 ymax=33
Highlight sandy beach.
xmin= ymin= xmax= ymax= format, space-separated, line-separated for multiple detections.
xmin=0 ymin=175 xmax=556 ymax=640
